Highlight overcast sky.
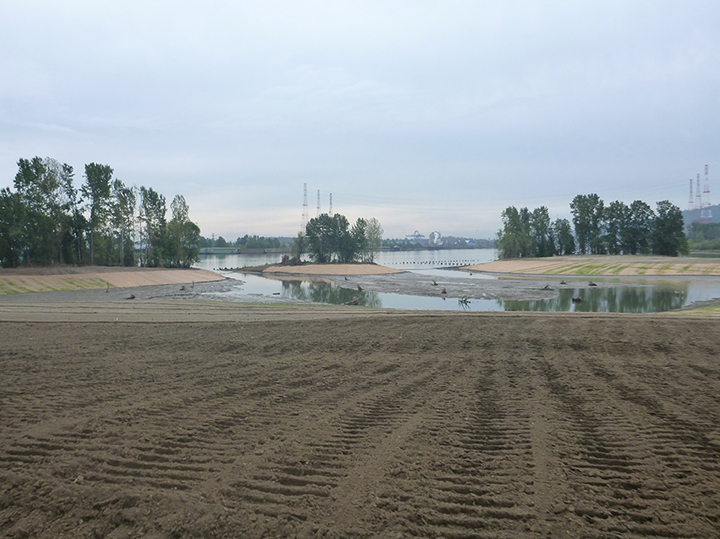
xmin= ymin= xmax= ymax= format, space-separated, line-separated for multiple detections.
xmin=2 ymin=1 xmax=718 ymax=239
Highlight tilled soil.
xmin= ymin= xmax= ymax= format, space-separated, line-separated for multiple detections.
xmin=1 ymin=313 xmax=720 ymax=538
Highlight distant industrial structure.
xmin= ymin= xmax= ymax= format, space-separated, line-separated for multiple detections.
xmin=687 ymin=165 xmax=712 ymax=225
xmin=404 ymin=230 xmax=443 ymax=247
xmin=301 ymin=183 xmax=309 ymax=231
xmin=300 ymin=184 xmax=333 ymax=232
xmin=405 ymin=230 xmax=425 ymax=242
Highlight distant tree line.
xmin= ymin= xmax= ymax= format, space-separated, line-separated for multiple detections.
xmin=0 ymin=156 xmax=200 ymax=268
xmin=292 ymin=214 xmax=383 ymax=263
xmin=199 ymin=235 xmax=286 ymax=249
xmin=381 ymin=236 xmax=495 ymax=250
xmin=686 ymin=222 xmax=720 ymax=251
xmin=496 ymin=194 xmax=688 ymax=259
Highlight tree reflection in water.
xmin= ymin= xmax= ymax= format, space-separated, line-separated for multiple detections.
xmin=272 ymin=278 xmax=694 ymax=313
xmin=280 ymin=280 xmax=382 ymax=308
xmin=500 ymin=284 xmax=688 ymax=313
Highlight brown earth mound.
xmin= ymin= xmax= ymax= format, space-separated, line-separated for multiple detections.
xmin=1 ymin=308 xmax=719 ymax=538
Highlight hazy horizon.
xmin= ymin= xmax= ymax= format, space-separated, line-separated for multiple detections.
xmin=2 ymin=1 xmax=718 ymax=239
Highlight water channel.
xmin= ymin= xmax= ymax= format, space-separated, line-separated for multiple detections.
xmin=194 ymin=249 xmax=720 ymax=313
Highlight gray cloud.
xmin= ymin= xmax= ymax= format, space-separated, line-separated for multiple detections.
xmin=2 ymin=0 xmax=718 ymax=239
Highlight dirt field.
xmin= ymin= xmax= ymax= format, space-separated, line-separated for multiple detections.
xmin=2 ymin=306 xmax=720 ymax=538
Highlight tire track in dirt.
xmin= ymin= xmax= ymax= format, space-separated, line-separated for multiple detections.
xmin=362 ymin=351 xmax=545 ymax=538
xmin=3 ymin=316 xmax=720 ymax=538
xmin=577 ymin=356 xmax=720 ymax=535
xmin=535 ymin=349 xmax=720 ymax=538
xmin=1 ymin=330 xmax=392 ymax=501
xmin=221 ymin=356 xmax=443 ymax=533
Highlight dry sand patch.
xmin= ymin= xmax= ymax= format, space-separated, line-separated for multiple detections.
xmin=467 ymin=255 xmax=720 ymax=276
xmin=0 ymin=267 xmax=224 ymax=295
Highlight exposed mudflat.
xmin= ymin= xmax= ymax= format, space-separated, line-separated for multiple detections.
xmin=322 ymin=271 xmax=602 ymax=301
xmin=2 ymin=308 xmax=720 ymax=538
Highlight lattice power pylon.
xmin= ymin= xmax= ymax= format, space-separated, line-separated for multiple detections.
xmin=700 ymin=165 xmax=712 ymax=223
xmin=696 ymin=173 xmax=702 ymax=223
xmin=688 ymin=178 xmax=694 ymax=214
xmin=301 ymin=183 xmax=309 ymax=231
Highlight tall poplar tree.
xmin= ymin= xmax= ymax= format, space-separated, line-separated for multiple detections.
xmin=82 ymin=163 xmax=113 ymax=265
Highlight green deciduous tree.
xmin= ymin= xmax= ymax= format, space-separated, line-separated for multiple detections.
xmin=166 ymin=195 xmax=201 ymax=268
xmin=625 ymin=200 xmax=654 ymax=255
xmin=291 ymin=231 xmax=306 ymax=263
xmin=304 ymin=213 xmax=373 ymax=263
xmin=603 ymin=200 xmax=630 ymax=255
xmin=110 ymin=180 xmax=136 ymax=266
xmin=552 ymin=218 xmax=575 ymax=255
xmin=138 ymin=186 xmax=167 ymax=267
xmin=496 ymin=206 xmax=532 ymax=258
xmin=364 ymin=217 xmax=383 ymax=262
xmin=497 ymin=195 xmax=688 ymax=260
xmin=652 ymin=200 xmax=688 ymax=256
xmin=13 ymin=157 xmax=66 ymax=265
xmin=305 ymin=214 xmax=335 ymax=263
xmin=530 ymin=206 xmax=554 ymax=257
xmin=497 ymin=206 xmax=558 ymax=258
xmin=347 ymin=218 xmax=367 ymax=263
xmin=0 ymin=188 xmax=26 ymax=267
xmin=687 ymin=222 xmax=720 ymax=251
xmin=570 ymin=194 xmax=604 ymax=255
xmin=82 ymin=163 xmax=113 ymax=265
xmin=58 ymin=163 xmax=86 ymax=265
xmin=2 ymin=155 xmax=199 ymax=269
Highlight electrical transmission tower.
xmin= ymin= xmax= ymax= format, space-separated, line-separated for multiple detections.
xmin=301 ymin=183 xmax=309 ymax=231
xmin=700 ymin=165 xmax=713 ymax=224
xmin=316 ymin=190 xmax=321 ymax=217
xmin=696 ymin=173 xmax=702 ymax=222
xmin=328 ymin=193 xmax=333 ymax=216
xmin=688 ymin=178 xmax=694 ymax=214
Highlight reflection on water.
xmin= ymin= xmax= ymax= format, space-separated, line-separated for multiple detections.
xmin=195 ymin=248 xmax=497 ymax=271
xmin=212 ymin=273 xmax=714 ymax=313
xmin=278 ymin=280 xmax=383 ymax=308
xmin=501 ymin=286 xmax=687 ymax=313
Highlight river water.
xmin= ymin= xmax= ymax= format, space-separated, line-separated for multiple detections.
xmin=196 ymin=248 xmax=497 ymax=271
xmin=194 ymin=249 xmax=720 ymax=313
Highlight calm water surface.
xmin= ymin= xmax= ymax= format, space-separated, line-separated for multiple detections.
xmin=195 ymin=250 xmax=720 ymax=313
xmin=195 ymin=248 xmax=497 ymax=270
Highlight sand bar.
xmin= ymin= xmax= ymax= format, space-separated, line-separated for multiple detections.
xmin=466 ymin=254 xmax=720 ymax=276
xmin=0 ymin=266 xmax=224 ymax=295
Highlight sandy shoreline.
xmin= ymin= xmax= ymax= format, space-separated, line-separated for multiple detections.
xmin=0 ymin=266 xmax=224 ymax=295
xmin=3 ymin=256 xmax=719 ymax=298
xmin=2 ymin=259 xmax=720 ymax=315
xmin=467 ymin=254 xmax=720 ymax=276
